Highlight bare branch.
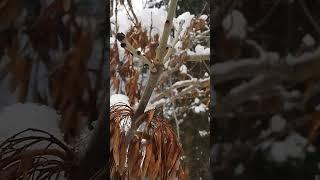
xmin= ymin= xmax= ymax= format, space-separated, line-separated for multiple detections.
xmin=126 ymin=0 xmax=139 ymax=25
xmin=151 ymin=77 xmax=209 ymax=103
xmin=156 ymin=0 xmax=179 ymax=63
xmin=116 ymin=33 xmax=154 ymax=68
xmin=163 ymin=19 xmax=185 ymax=64
xmin=298 ymin=0 xmax=320 ymax=37
xmin=187 ymin=54 xmax=210 ymax=62
xmin=214 ymin=48 xmax=320 ymax=84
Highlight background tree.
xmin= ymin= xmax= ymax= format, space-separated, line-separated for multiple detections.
xmin=213 ymin=0 xmax=320 ymax=179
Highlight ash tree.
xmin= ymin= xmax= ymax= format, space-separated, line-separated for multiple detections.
xmin=110 ymin=0 xmax=210 ymax=179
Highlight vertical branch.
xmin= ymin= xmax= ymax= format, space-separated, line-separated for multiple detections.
xmin=115 ymin=0 xmax=119 ymax=33
xmin=133 ymin=0 xmax=178 ymax=118
xmin=298 ymin=0 xmax=320 ymax=37
xmin=126 ymin=0 xmax=139 ymax=25
xmin=156 ymin=0 xmax=179 ymax=63
xmin=122 ymin=0 xmax=179 ymax=145
xmin=110 ymin=0 xmax=113 ymax=18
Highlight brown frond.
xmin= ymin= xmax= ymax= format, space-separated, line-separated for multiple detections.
xmin=110 ymin=104 xmax=188 ymax=179
xmin=0 ymin=129 xmax=77 ymax=180
xmin=126 ymin=71 xmax=140 ymax=105
xmin=49 ymin=24 xmax=95 ymax=142
xmin=4 ymin=44 xmax=32 ymax=102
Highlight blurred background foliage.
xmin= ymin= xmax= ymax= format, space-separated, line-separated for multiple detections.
xmin=213 ymin=0 xmax=320 ymax=179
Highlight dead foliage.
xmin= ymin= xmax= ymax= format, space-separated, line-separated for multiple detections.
xmin=110 ymin=15 xmax=210 ymax=106
xmin=110 ymin=103 xmax=188 ymax=179
xmin=0 ymin=129 xmax=77 ymax=179
xmin=0 ymin=0 xmax=104 ymax=143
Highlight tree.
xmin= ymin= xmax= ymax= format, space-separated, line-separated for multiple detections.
xmin=110 ymin=0 xmax=210 ymax=179
xmin=212 ymin=0 xmax=320 ymax=179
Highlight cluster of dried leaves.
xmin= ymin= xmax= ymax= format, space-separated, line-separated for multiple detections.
xmin=110 ymin=103 xmax=188 ymax=179
xmin=111 ymin=15 xmax=210 ymax=107
xmin=0 ymin=0 xmax=104 ymax=143
xmin=0 ymin=129 xmax=77 ymax=179
xmin=111 ymin=23 xmax=160 ymax=105
xmin=110 ymin=2 xmax=210 ymax=178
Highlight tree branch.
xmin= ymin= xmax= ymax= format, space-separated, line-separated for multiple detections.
xmin=156 ymin=0 xmax=178 ymax=63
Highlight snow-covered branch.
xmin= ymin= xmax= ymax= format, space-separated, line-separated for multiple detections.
xmin=187 ymin=54 xmax=210 ymax=62
xmin=214 ymin=47 xmax=320 ymax=84
xmin=151 ymin=77 xmax=209 ymax=103
xmin=115 ymin=33 xmax=154 ymax=68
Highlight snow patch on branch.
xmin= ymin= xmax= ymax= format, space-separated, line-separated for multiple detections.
xmin=222 ymin=10 xmax=247 ymax=39
xmin=110 ymin=94 xmax=130 ymax=107
xmin=269 ymin=132 xmax=307 ymax=163
xmin=0 ymin=103 xmax=61 ymax=142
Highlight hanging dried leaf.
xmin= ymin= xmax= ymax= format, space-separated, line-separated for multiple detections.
xmin=110 ymin=104 xmax=188 ymax=179
xmin=126 ymin=71 xmax=139 ymax=105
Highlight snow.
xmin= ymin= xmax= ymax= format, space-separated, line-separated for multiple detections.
xmin=173 ymin=12 xmax=195 ymax=36
xmin=222 ymin=10 xmax=247 ymax=39
xmin=137 ymin=122 xmax=146 ymax=132
xmin=269 ymin=132 xmax=307 ymax=163
xmin=259 ymin=129 xmax=271 ymax=139
xmin=307 ymin=145 xmax=316 ymax=153
xmin=192 ymin=103 xmax=207 ymax=114
xmin=110 ymin=94 xmax=132 ymax=134
xmin=140 ymin=142 xmax=146 ymax=168
xmin=110 ymin=94 xmax=130 ymax=107
xmin=213 ymin=59 xmax=260 ymax=75
xmin=265 ymin=52 xmax=280 ymax=64
xmin=198 ymin=130 xmax=209 ymax=137
xmin=286 ymin=47 xmax=320 ymax=65
xmin=194 ymin=44 xmax=210 ymax=55
xmin=194 ymin=97 xmax=200 ymax=104
xmin=234 ymin=164 xmax=245 ymax=175
xmin=270 ymin=114 xmax=286 ymax=133
xmin=199 ymin=15 xmax=208 ymax=21
xmin=0 ymin=103 xmax=62 ymax=142
xmin=146 ymin=98 xmax=166 ymax=112
xmin=111 ymin=0 xmax=167 ymax=36
xmin=302 ymin=34 xmax=315 ymax=47
xmin=179 ymin=64 xmax=187 ymax=74
xmin=119 ymin=116 xmax=132 ymax=134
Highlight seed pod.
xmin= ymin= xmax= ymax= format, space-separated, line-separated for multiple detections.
xmin=116 ymin=33 xmax=125 ymax=41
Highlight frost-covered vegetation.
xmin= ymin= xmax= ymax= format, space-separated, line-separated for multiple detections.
xmin=110 ymin=0 xmax=210 ymax=179
xmin=213 ymin=1 xmax=320 ymax=179
xmin=0 ymin=0 xmax=106 ymax=179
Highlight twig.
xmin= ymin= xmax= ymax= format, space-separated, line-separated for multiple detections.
xmin=298 ymin=0 xmax=320 ymax=37
xmin=126 ymin=0 xmax=139 ymax=25
xmin=187 ymin=54 xmax=210 ymax=62
xmin=123 ymin=3 xmax=136 ymax=25
xmin=249 ymin=0 xmax=281 ymax=32
xmin=151 ymin=78 xmax=209 ymax=103
xmin=169 ymin=74 xmax=180 ymax=140
xmin=115 ymin=0 xmax=119 ymax=33
xmin=149 ymin=11 xmax=153 ymax=37
xmin=116 ymin=33 xmax=154 ymax=68
xmin=198 ymin=1 xmax=208 ymax=17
